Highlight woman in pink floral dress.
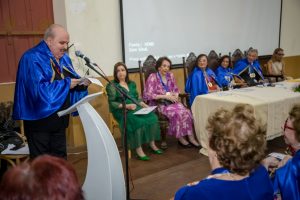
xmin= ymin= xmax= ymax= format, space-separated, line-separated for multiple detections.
xmin=143 ymin=57 xmax=200 ymax=148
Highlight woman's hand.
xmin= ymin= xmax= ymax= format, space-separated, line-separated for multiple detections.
xmin=140 ymin=102 xmax=149 ymax=108
xmin=126 ymin=104 xmax=137 ymax=110
xmin=166 ymin=94 xmax=178 ymax=103
xmin=262 ymin=156 xmax=280 ymax=170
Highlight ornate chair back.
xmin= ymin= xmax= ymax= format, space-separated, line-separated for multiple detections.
xmin=138 ymin=55 xmax=157 ymax=93
xmin=183 ymin=52 xmax=197 ymax=82
xmin=207 ymin=50 xmax=219 ymax=71
xmin=231 ymin=48 xmax=245 ymax=67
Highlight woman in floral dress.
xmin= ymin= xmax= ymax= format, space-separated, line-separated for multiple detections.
xmin=143 ymin=57 xmax=199 ymax=148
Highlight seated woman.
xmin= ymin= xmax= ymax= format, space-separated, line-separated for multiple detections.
xmin=267 ymin=48 xmax=290 ymax=81
xmin=215 ymin=55 xmax=245 ymax=90
xmin=106 ymin=62 xmax=162 ymax=161
xmin=173 ymin=104 xmax=274 ymax=200
xmin=0 ymin=155 xmax=84 ymax=200
xmin=185 ymin=54 xmax=220 ymax=106
xmin=233 ymin=48 xmax=264 ymax=86
xmin=263 ymin=104 xmax=300 ymax=200
xmin=143 ymin=57 xmax=200 ymax=148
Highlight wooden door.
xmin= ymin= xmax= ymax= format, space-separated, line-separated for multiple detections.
xmin=0 ymin=0 xmax=54 ymax=83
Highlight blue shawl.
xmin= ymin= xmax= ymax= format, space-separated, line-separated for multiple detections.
xmin=185 ymin=67 xmax=219 ymax=106
xmin=233 ymin=58 xmax=264 ymax=80
xmin=273 ymin=150 xmax=300 ymax=200
xmin=13 ymin=40 xmax=87 ymax=120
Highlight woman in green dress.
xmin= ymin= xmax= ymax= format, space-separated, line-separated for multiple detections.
xmin=106 ymin=62 xmax=162 ymax=161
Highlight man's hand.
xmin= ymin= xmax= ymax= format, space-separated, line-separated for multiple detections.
xmin=70 ymin=79 xmax=80 ymax=89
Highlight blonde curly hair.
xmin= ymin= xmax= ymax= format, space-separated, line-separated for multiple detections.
xmin=207 ymin=104 xmax=266 ymax=176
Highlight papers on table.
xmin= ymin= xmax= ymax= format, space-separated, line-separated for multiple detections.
xmin=134 ymin=106 xmax=157 ymax=115
xmin=79 ymin=77 xmax=103 ymax=87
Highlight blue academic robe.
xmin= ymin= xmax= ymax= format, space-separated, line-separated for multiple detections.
xmin=174 ymin=165 xmax=274 ymax=200
xmin=233 ymin=58 xmax=264 ymax=81
xmin=215 ymin=66 xmax=235 ymax=87
xmin=185 ymin=67 xmax=219 ymax=106
xmin=13 ymin=40 xmax=88 ymax=120
xmin=273 ymin=150 xmax=300 ymax=200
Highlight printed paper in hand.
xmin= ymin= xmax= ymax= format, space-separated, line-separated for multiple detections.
xmin=79 ymin=77 xmax=103 ymax=87
xmin=134 ymin=106 xmax=157 ymax=115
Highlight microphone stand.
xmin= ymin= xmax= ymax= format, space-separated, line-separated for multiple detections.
xmin=82 ymin=60 xmax=139 ymax=200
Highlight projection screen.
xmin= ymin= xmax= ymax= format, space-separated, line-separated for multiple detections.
xmin=121 ymin=0 xmax=281 ymax=68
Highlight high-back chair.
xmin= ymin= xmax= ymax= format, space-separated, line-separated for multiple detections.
xmin=138 ymin=55 xmax=169 ymax=149
xmin=207 ymin=50 xmax=219 ymax=72
xmin=182 ymin=52 xmax=197 ymax=107
xmin=183 ymin=52 xmax=197 ymax=80
xmin=231 ymin=48 xmax=245 ymax=67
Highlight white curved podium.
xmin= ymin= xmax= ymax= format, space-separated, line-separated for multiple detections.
xmin=58 ymin=92 xmax=125 ymax=200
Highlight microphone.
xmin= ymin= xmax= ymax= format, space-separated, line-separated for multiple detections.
xmin=75 ymin=50 xmax=92 ymax=64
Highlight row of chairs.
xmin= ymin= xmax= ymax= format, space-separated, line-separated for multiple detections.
xmin=108 ymin=47 xmax=281 ymax=151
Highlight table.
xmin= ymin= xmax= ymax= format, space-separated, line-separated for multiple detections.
xmin=191 ymin=81 xmax=300 ymax=155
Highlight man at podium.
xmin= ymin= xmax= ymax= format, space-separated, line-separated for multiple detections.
xmin=13 ymin=24 xmax=89 ymax=159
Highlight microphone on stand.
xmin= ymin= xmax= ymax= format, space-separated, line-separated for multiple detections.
xmin=75 ymin=50 xmax=139 ymax=200
xmin=75 ymin=50 xmax=98 ymax=66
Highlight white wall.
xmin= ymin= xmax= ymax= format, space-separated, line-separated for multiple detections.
xmin=53 ymin=0 xmax=122 ymax=76
xmin=281 ymin=0 xmax=300 ymax=56
xmin=53 ymin=0 xmax=300 ymax=76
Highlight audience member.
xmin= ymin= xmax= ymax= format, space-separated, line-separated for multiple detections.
xmin=185 ymin=54 xmax=220 ymax=106
xmin=264 ymin=104 xmax=300 ymax=200
xmin=0 ymin=155 xmax=84 ymax=200
xmin=173 ymin=104 xmax=274 ymax=200
xmin=143 ymin=57 xmax=200 ymax=148
xmin=233 ymin=48 xmax=264 ymax=86
xmin=106 ymin=62 xmax=162 ymax=161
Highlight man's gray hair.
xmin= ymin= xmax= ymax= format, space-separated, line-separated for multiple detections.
xmin=247 ymin=48 xmax=258 ymax=56
xmin=44 ymin=24 xmax=65 ymax=40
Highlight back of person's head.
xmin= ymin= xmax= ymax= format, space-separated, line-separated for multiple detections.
xmin=207 ymin=104 xmax=266 ymax=176
xmin=0 ymin=155 xmax=84 ymax=200
xmin=289 ymin=104 xmax=300 ymax=141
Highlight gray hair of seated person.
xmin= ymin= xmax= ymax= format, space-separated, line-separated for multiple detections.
xmin=247 ymin=48 xmax=258 ymax=56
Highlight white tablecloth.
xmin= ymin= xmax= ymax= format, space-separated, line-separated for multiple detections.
xmin=191 ymin=81 xmax=300 ymax=155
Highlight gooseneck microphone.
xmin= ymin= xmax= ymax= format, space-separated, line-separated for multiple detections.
xmin=75 ymin=50 xmax=92 ymax=64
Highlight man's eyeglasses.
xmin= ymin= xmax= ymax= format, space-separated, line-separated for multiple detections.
xmin=277 ymin=53 xmax=284 ymax=56
xmin=283 ymin=118 xmax=295 ymax=131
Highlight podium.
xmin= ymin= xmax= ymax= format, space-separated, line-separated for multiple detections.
xmin=58 ymin=92 xmax=125 ymax=200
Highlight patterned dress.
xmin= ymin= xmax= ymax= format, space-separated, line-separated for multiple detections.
xmin=143 ymin=72 xmax=194 ymax=138
xmin=106 ymin=80 xmax=161 ymax=150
